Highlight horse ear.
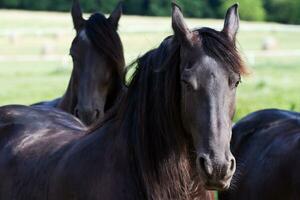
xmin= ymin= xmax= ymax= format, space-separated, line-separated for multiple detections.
xmin=171 ymin=2 xmax=193 ymax=45
xmin=71 ymin=0 xmax=85 ymax=31
xmin=108 ymin=2 xmax=123 ymax=30
xmin=223 ymin=3 xmax=239 ymax=41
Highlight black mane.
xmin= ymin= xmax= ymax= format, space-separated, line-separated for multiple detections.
xmin=120 ymin=36 xmax=200 ymax=199
xmin=86 ymin=13 xmax=125 ymax=77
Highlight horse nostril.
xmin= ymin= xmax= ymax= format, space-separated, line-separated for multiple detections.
xmin=229 ymin=158 xmax=235 ymax=172
xmin=75 ymin=109 xmax=80 ymax=118
xmin=95 ymin=109 xmax=100 ymax=119
xmin=199 ymin=157 xmax=213 ymax=178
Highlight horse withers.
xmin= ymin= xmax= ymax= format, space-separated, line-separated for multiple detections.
xmin=33 ymin=0 xmax=125 ymax=126
xmin=0 ymin=3 xmax=246 ymax=200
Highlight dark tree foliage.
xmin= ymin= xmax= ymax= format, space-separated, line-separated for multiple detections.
xmin=147 ymin=0 xmax=169 ymax=16
xmin=144 ymin=0 xmax=216 ymax=18
xmin=264 ymin=0 xmax=300 ymax=24
xmin=124 ymin=0 xmax=145 ymax=15
xmin=221 ymin=0 xmax=265 ymax=21
xmin=0 ymin=0 xmax=298 ymax=24
xmin=0 ymin=0 xmax=19 ymax=7
xmin=177 ymin=0 xmax=206 ymax=18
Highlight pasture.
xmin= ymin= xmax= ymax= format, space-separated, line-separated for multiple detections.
xmin=0 ymin=9 xmax=299 ymax=121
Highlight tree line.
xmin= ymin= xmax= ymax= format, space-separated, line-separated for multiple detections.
xmin=0 ymin=0 xmax=299 ymax=24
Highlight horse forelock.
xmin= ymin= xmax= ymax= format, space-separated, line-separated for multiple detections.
xmin=196 ymin=27 xmax=247 ymax=76
xmin=85 ymin=12 xmax=125 ymax=80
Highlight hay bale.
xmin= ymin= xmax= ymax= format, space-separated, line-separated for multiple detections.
xmin=262 ymin=37 xmax=278 ymax=51
xmin=8 ymin=32 xmax=18 ymax=44
xmin=41 ymin=43 xmax=55 ymax=55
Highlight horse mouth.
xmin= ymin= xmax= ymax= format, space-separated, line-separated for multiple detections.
xmin=204 ymin=180 xmax=231 ymax=191
xmin=197 ymin=163 xmax=233 ymax=191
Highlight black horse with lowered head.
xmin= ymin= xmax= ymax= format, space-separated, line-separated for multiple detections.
xmin=0 ymin=3 xmax=246 ymax=200
xmin=219 ymin=109 xmax=300 ymax=200
xmin=33 ymin=0 xmax=125 ymax=126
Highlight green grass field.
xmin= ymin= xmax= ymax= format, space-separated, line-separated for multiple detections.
xmin=0 ymin=9 xmax=299 ymax=121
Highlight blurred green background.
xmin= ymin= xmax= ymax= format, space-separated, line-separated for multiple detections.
xmin=0 ymin=0 xmax=299 ymax=122
xmin=0 ymin=0 xmax=300 ymax=24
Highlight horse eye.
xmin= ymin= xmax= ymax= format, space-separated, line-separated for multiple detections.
xmin=182 ymin=80 xmax=193 ymax=91
xmin=235 ymin=80 xmax=240 ymax=88
xmin=234 ymin=76 xmax=242 ymax=88
xmin=229 ymin=73 xmax=241 ymax=89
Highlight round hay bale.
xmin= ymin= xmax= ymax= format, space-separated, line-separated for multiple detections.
xmin=8 ymin=32 xmax=18 ymax=44
xmin=262 ymin=37 xmax=278 ymax=51
xmin=41 ymin=43 xmax=55 ymax=55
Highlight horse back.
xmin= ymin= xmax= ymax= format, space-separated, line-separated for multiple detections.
xmin=220 ymin=109 xmax=300 ymax=200
xmin=31 ymin=97 xmax=61 ymax=108
xmin=231 ymin=109 xmax=300 ymax=154
xmin=0 ymin=105 xmax=85 ymax=199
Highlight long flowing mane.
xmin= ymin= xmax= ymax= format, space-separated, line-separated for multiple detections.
xmin=85 ymin=12 xmax=126 ymax=110
xmin=122 ymin=35 xmax=198 ymax=199
xmin=90 ymin=27 xmax=247 ymax=199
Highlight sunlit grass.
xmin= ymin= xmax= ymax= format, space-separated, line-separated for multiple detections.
xmin=235 ymin=59 xmax=300 ymax=120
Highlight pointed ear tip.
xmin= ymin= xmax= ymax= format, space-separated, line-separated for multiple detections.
xmin=232 ymin=3 xmax=239 ymax=9
xmin=72 ymin=0 xmax=79 ymax=5
xmin=117 ymin=1 xmax=123 ymax=8
xmin=171 ymin=2 xmax=181 ymax=11
xmin=227 ymin=3 xmax=239 ymax=16
xmin=72 ymin=0 xmax=81 ymax=10
xmin=113 ymin=2 xmax=123 ymax=14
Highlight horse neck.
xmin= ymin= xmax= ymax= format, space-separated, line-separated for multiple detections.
xmin=57 ymin=70 xmax=77 ymax=114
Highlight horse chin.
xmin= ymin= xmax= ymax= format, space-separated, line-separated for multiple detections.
xmin=203 ymin=180 xmax=231 ymax=191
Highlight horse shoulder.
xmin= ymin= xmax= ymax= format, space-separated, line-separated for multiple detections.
xmin=49 ymin=124 xmax=137 ymax=200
